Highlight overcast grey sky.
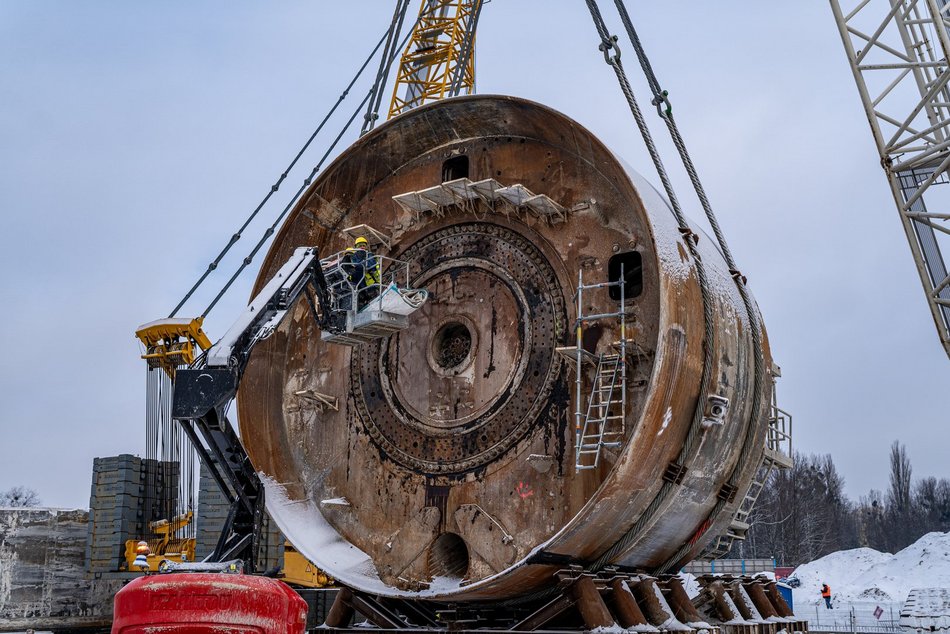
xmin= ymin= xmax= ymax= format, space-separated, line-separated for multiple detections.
xmin=1 ymin=2 xmax=947 ymax=509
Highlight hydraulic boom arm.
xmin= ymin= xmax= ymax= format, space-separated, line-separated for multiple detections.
xmin=168 ymin=246 xmax=335 ymax=570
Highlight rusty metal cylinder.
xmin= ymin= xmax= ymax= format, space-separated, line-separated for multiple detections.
xmin=239 ymin=96 xmax=772 ymax=600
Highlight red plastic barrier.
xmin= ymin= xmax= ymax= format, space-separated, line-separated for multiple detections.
xmin=112 ymin=573 xmax=308 ymax=634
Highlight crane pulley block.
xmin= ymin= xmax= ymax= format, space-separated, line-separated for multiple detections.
xmin=135 ymin=317 xmax=212 ymax=377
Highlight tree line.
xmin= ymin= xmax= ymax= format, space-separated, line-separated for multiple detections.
xmin=0 ymin=485 xmax=41 ymax=507
xmin=731 ymin=441 xmax=950 ymax=566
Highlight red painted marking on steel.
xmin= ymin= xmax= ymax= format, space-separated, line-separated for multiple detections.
xmin=689 ymin=518 xmax=713 ymax=546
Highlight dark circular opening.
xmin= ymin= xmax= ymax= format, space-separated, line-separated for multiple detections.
xmin=432 ymin=322 xmax=472 ymax=370
xmin=427 ymin=533 xmax=469 ymax=580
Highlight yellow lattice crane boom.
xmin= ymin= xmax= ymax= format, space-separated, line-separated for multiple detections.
xmin=388 ymin=0 xmax=483 ymax=118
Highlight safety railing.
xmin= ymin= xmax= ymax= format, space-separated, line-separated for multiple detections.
xmin=805 ymin=600 xmax=903 ymax=634
xmin=320 ymin=249 xmax=412 ymax=314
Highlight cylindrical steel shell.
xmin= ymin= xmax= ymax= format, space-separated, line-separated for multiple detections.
xmin=238 ymin=96 xmax=772 ymax=601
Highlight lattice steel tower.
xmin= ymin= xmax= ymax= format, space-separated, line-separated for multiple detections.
xmin=831 ymin=0 xmax=950 ymax=359
xmin=388 ymin=0 xmax=483 ymax=118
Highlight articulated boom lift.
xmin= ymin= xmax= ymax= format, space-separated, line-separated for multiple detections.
xmin=136 ymin=245 xmax=426 ymax=570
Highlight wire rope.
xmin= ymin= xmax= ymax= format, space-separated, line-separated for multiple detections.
xmin=579 ymin=0 xmax=717 ymax=574
xmin=362 ymin=0 xmax=413 ymax=134
xmin=168 ymin=24 xmax=394 ymax=318
xmin=201 ymin=22 xmax=419 ymax=318
xmin=606 ymin=0 xmax=768 ymax=571
xmin=447 ymin=0 xmax=485 ymax=96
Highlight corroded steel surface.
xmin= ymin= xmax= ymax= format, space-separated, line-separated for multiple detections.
xmin=237 ymin=95 xmax=773 ymax=601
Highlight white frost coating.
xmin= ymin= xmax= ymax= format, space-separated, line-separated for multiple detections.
xmin=721 ymin=591 xmax=746 ymax=623
xmin=658 ymin=407 xmax=672 ymax=436
xmin=736 ymin=585 xmax=763 ymax=620
xmin=679 ymin=572 xmax=700 ymax=599
xmin=901 ymin=588 xmax=950 ymax=632
xmin=622 ymin=165 xmax=759 ymax=334
xmin=262 ymin=474 xmax=558 ymax=599
xmin=320 ymin=497 xmax=350 ymax=507
xmin=623 ymin=168 xmax=693 ymax=285
xmin=589 ymin=625 xmax=625 ymax=633
xmin=0 ymin=545 xmax=13 ymax=610
xmin=619 ymin=581 xmax=661 ymax=632
xmin=260 ymin=475 xmax=391 ymax=593
xmin=427 ymin=575 xmax=464 ymax=593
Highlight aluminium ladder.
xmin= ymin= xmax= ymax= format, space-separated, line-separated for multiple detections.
xmin=573 ymin=267 xmax=630 ymax=471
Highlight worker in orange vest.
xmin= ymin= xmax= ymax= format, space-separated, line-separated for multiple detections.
xmin=821 ymin=583 xmax=832 ymax=609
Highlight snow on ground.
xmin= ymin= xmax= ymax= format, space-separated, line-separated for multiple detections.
xmin=791 ymin=532 xmax=950 ymax=607
xmin=788 ymin=532 xmax=950 ymax=630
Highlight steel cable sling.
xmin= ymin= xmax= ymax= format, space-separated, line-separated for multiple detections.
xmin=447 ymin=0 xmax=486 ymax=97
xmin=582 ymin=0 xmax=768 ymax=575
xmin=607 ymin=0 xmax=768 ymax=573
xmin=500 ymin=4 xmax=718 ymax=607
xmin=362 ymin=0 xmax=413 ymax=135
xmin=506 ymin=4 xmax=764 ymax=605
xmin=576 ymin=0 xmax=717 ymax=577
xmin=168 ymin=9 xmax=409 ymax=319
xmin=201 ymin=20 xmax=421 ymax=318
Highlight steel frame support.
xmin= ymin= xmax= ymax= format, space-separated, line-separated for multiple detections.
xmin=387 ymin=0 xmax=483 ymax=118
xmin=830 ymin=0 xmax=950 ymax=358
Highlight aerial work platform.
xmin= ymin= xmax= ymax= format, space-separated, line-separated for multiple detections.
xmin=318 ymin=248 xmax=428 ymax=346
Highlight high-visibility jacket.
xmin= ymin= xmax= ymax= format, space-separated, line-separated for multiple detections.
xmin=362 ymin=253 xmax=381 ymax=286
xmin=821 ymin=585 xmax=831 ymax=598
xmin=345 ymin=247 xmax=380 ymax=287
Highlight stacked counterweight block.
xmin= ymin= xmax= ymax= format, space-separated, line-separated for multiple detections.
xmin=86 ymin=454 xmax=179 ymax=572
xmin=196 ymin=459 xmax=284 ymax=570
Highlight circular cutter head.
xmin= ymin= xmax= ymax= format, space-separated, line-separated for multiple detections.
xmin=238 ymin=95 xmax=772 ymax=600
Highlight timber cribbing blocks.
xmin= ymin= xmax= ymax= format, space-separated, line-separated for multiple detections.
xmin=322 ymin=569 xmax=805 ymax=632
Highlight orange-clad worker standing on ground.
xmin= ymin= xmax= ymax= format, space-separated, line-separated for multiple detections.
xmin=821 ymin=583 xmax=832 ymax=609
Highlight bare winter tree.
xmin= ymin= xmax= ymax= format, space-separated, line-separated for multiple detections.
xmin=887 ymin=441 xmax=913 ymax=513
xmin=0 ymin=485 xmax=41 ymax=507
xmin=730 ymin=444 xmax=946 ymax=566
xmin=740 ymin=452 xmax=854 ymax=565
xmin=914 ymin=477 xmax=950 ymax=534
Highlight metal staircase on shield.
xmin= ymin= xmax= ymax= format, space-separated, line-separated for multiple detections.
xmin=702 ymin=364 xmax=793 ymax=559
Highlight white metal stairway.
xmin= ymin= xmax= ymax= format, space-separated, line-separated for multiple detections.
xmin=702 ymin=366 xmax=793 ymax=559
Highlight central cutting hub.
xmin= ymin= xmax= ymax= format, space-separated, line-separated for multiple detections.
xmin=432 ymin=321 xmax=473 ymax=372
xmin=350 ymin=223 xmax=566 ymax=475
